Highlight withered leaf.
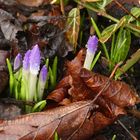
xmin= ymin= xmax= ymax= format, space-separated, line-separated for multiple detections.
xmin=66 ymin=8 xmax=80 ymax=50
xmin=48 ymin=49 xmax=125 ymax=118
xmin=39 ymin=23 xmax=73 ymax=58
xmin=16 ymin=0 xmax=44 ymax=7
xmin=0 ymin=101 xmax=113 ymax=140
xmin=80 ymin=68 xmax=138 ymax=107
xmin=47 ymin=76 xmax=70 ymax=102
xmin=65 ymin=49 xmax=93 ymax=101
xmin=0 ymin=9 xmax=22 ymax=41
xmin=47 ymin=49 xmax=86 ymax=102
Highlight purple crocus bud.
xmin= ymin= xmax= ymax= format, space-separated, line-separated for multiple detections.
xmin=87 ymin=35 xmax=98 ymax=54
xmin=39 ymin=65 xmax=48 ymax=82
xmin=23 ymin=50 xmax=31 ymax=71
xmin=37 ymin=65 xmax=48 ymax=100
xmin=83 ymin=35 xmax=98 ymax=70
xmin=29 ymin=44 xmax=40 ymax=75
xmin=14 ymin=53 xmax=22 ymax=71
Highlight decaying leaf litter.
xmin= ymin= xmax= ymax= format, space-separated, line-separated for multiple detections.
xmin=0 ymin=0 xmax=140 ymax=139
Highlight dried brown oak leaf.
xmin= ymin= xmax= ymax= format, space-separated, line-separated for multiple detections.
xmin=47 ymin=76 xmax=70 ymax=102
xmin=0 ymin=101 xmax=113 ymax=140
xmin=80 ymin=68 xmax=138 ymax=107
xmin=66 ymin=49 xmax=93 ymax=101
xmin=47 ymin=49 xmax=125 ymax=118
xmin=47 ymin=49 xmax=86 ymax=102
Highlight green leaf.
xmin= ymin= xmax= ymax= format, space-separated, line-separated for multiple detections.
xmin=95 ymin=0 xmax=112 ymax=10
xmin=112 ymin=135 xmax=116 ymax=140
xmin=86 ymin=0 xmax=112 ymax=10
xmin=49 ymin=67 xmax=55 ymax=90
xmin=21 ymin=78 xmax=28 ymax=100
xmin=91 ymin=17 xmax=109 ymax=60
xmin=109 ymin=28 xmax=131 ymax=71
xmin=126 ymin=7 xmax=140 ymax=23
xmin=52 ymin=56 xmax=58 ymax=85
xmin=6 ymin=58 xmax=14 ymax=95
xmin=90 ymin=51 xmax=101 ymax=70
xmin=66 ymin=8 xmax=80 ymax=51
xmin=45 ymin=58 xmax=49 ymax=67
xmin=110 ymin=33 xmax=115 ymax=60
xmin=32 ymin=100 xmax=47 ymax=112
xmin=114 ymin=29 xmax=131 ymax=62
xmin=115 ymin=49 xmax=140 ymax=79
xmin=128 ymin=23 xmax=140 ymax=37
xmin=14 ymin=69 xmax=22 ymax=100
xmin=54 ymin=132 xmax=59 ymax=140
xmin=100 ymin=17 xmax=126 ymax=43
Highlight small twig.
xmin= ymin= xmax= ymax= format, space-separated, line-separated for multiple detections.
xmin=117 ymin=120 xmax=138 ymax=140
xmin=74 ymin=0 xmax=140 ymax=34
xmin=109 ymin=61 xmax=123 ymax=79
xmin=113 ymin=0 xmax=140 ymax=22
xmin=60 ymin=0 xmax=65 ymax=15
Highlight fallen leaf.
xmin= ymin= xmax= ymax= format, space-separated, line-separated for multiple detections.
xmin=47 ymin=76 xmax=70 ymax=102
xmin=48 ymin=49 xmax=125 ymax=118
xmin=66 ymin=8 xmax=80 ymax=50
xmin=40 ymin=23 xmax=73 ymax=57
xmin=16 ymin=0 xmax=45 ymax=7
xmin=25 ymin=22 xmax=73 ymax=58
xmin=80 ymin=68 xmax=138 ymax=107
xmin=0 ymin=9 xmax=22 ymax=41
xmin=0 ymin=101 xmax=113 ymax=140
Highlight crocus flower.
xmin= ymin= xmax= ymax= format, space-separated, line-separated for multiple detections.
xmin=14 ymin=53 xmax=22 ymax=80
xmin=23 ymin=50 xmax=31 ymax=71
xmin=83 ymin=35 xmax=98 ymax=70
xmin=29 ymin=44 xmax=40 ymax=75
xmin=37 ymin=65 xmax=48 ymax=100
xmin=14 ymin=53 xmax=22 ymax=71
xmin=87 ymin=35 xmax=98 ymax=55
xmin=28 ymin=44 xmax=41 ymax=101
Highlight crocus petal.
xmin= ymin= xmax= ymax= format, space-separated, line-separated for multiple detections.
xmin=14 ymin=53 xmax=22 ymax=71
xmin=23 ymin=50 xmax=31 ymax=71
xmin=39 ymin=65 xmax=48 ymax=82
xmin=37 ymin=65 xmax=48 ymax=100
xmin=83 ymin=35 xmax=98 ymax=70
xmin=87 ymin=35 xmax=98 ymax=54
xmin=29 ymin=44 xmax=40 ymax=75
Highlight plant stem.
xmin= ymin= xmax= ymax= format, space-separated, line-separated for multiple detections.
xmin=75 ymin=0 xmax=140 ymax=34
xmin=28 ymin=73 xmax=37 ymax=101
